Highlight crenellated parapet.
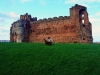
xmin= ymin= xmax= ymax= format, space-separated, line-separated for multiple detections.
xmin=20 ymin=13 xmax=37 ymax=21
xmin=32 ymin=16 xmax=70 ymax=24
xmin=20 ymin=13 xmax=31 ymax=21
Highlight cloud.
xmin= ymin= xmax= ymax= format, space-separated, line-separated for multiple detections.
xmin=89 ymin=17 xmax=100 ymax=22
xmin=0 ymin=12 xmax=19 ymax=19
xmin=96 ymin=12 xmax=100 ymax=16
xmin=9 ymin=12 xmax=19 ymax=18
xmin=0 ymin=23 xmax=10 ymax=40
xmin=89 ymin=16 xmax=100 ymax=42
xmin=65 ymin=0 xmax=100 ymax=4
xmin=20 ymin=0 xmax=31 ymax=3
xmin=65 ymin=0 xmax=100 ymax=6
xmin=92 ymin=26 xmax=100 ymax=42
xmin=0 ymin=11 xmax=19 ymax=40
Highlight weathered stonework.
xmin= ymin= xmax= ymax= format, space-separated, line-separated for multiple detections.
xmin=10 ymin=4 xmax=93 ymax=43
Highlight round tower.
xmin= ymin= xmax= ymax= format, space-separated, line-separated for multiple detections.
xmin=16 ymin=20 xmax=24 ymax=42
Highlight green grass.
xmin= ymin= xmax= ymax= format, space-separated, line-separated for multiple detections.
xmin=0 ymin=43 xmax=100 ymax=75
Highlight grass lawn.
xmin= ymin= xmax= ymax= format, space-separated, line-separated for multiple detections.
xmin=0 ymin=43 xmax=100 ymax=75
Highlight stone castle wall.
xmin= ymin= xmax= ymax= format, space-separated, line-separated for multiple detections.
xmin=10 ymin=4 xmax=93 ymax=43
xmin=29 ymin=16 xmax=77 ymax=43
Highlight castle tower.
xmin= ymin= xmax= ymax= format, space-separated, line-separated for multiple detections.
xmin=70 ymin=4 xmax=89 ymax=25
xmin=16 ymin=20 xmax=24 ymax=42
xmin=20 ymin=13 xmax=32 ymax=21
xmin=70 ymin=4 xmax=93 ymax=43
xmin=10 ymin=13 xmax=34 ymax=42
xmin=10 ymin=20 xmax=24 ymax=42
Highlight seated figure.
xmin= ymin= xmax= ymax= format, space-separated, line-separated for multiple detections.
xmin=44 ymin=37 xmax=53 ymax=45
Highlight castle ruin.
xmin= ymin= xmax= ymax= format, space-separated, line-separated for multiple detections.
xmin=10 ymin=4 xmax=93 ymax=43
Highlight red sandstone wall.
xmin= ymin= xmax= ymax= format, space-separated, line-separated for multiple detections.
xmin=29 ymin=19 xmax=78 ymax=43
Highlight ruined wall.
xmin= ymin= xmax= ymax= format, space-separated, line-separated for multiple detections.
xmin=10 ymin=13 xmax=33 ymax=42
xmin=10 ymin=4 xmax=93 ymax=43
xmin=10 ymin=20 xmax=24 ymax=42
xmin=29 ymin=16 xmax=78 ymax=43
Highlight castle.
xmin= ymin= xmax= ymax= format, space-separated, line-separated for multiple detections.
xmin=10 ymin=4 xmax=93 ymax=43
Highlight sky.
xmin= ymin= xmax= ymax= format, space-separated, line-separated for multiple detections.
xmin=0 ymin=0 xmax=100 ymax=42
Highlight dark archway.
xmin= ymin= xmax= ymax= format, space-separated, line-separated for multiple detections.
xmin=79 ymin=9 xmax=85 ymax=24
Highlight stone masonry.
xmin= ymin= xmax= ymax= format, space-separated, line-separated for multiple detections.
xmin=10 ymin=4 xmax=93 ymax=43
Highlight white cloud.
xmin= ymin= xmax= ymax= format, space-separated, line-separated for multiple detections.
xmin=89 ymin=17 xmax=100 ymax=22
xmin=92 ymin=26 xmax=100 ymax=42
xmin=0 ymin=11 xmax=19 ymax=19
xmin=9 ymin=12 xmax=19 ymax=18
xmin=65 ymin=0 xmax=100 ymax=4
xmin=64 ymin=0 xmax=88 ymax=7
xmin=0 ymin=11 xmax=19 ymax=40
xmin=0 ymin=24 xmax=10 ymax=40
xmin=89 ymin=16 xmax=100 ymax=42
xmin=20 ymin=0 xmax=31 ymax=3
xmin=96 ymin=12 xmax=100 ymax=16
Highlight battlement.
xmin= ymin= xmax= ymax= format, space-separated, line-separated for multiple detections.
xmin=32 ymin=16 xmax=70 ymax=24
xmin=20 ymin=13 xmax=37 ymax=21
xmin=20 ymin=13 xmax=31 ymax=20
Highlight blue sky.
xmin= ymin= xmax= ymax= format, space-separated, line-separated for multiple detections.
xmin=0 ymin=0 xmax=100 ymax=42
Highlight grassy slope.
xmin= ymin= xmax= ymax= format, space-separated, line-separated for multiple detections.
xmin=0 ymin=43 xmax=100 ymax=75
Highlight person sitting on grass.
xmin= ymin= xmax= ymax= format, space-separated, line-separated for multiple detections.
xmin=44 ymin=37 xmax=53 ymax=45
